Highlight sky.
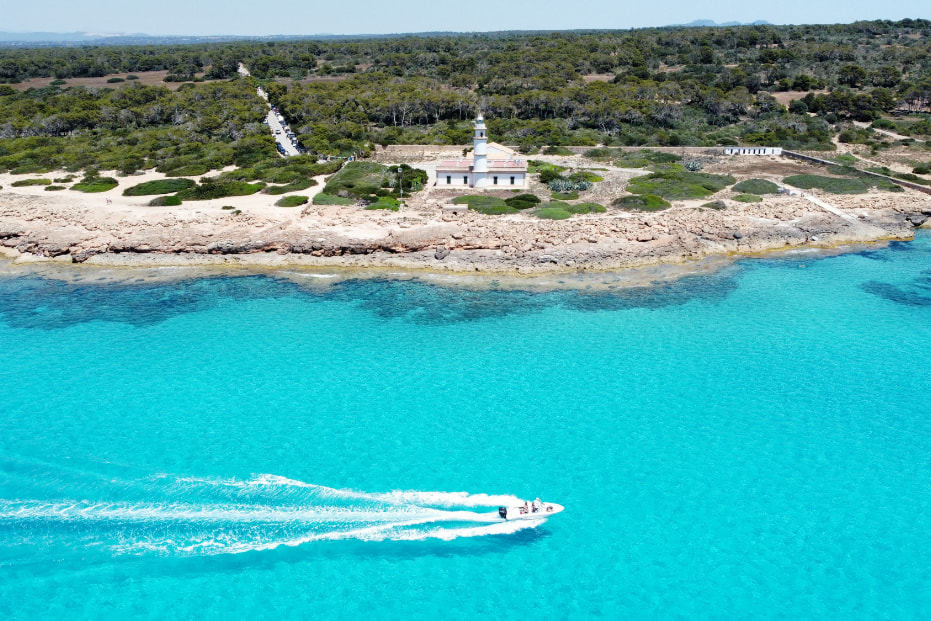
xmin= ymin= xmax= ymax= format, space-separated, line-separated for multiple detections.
xmin=2 ymin=0 xmax=928 ymax=36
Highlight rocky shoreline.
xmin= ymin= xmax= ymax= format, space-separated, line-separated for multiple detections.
xmin=2 ymin=187 xmax=930 ymax=277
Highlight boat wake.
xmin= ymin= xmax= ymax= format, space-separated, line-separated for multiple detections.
xmin=0 ymin=470 xmax=544 ymax=557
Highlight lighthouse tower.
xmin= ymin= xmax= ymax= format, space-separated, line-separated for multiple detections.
xmin=472 ymin=114 xmax=489 ymax=188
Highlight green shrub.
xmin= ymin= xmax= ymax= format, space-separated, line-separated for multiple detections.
xmin=177 ymin=179 xmax=264 ymax=200
xmin=532 ymin=206 xmax=572 ymax=220
xmin=542 ymin=146 xmax=574 ymax=156
xmin=733 ymin=193 xmax=763 ymax=203
xmin=573 ymin=171 xmax=604 ymax=183
xmin=49 ymin=79 xmax=67 ymax=86
xmin=702 ymin=200 xmax=726 ymax=210
xmin=165 ymin=164 xmax=210 ymax=177
xmin=551 ymin=191 xmax=579 ymax=200
xmin=323 ymin=161 xmax=391 ymax=198
xmin=126 ymin=75 xmax=139 ymax=80
xmin=106 ymin=77 xmax=125 ymax=84
xmin=123 ymin=178 xmax=196 ymax=196
xmin=365 ymin=197 xmax=400 ymax=211
xmin=73 ymin=176 xmax=118 ymax=193
xmin=148 ymin=195 xmax=182 ymax=206
xmin=53 ymin=176 xmax=74 ymax=183
xmin=504 ymin=193 xmax=540 ymax=210
xmin=221 ymin=205 xmax=235 ymax=210
xmin=872 ymin=118 xmax=897 ymax=130
xmin=11 ymin=178 xmax=51 ymax=187
xmin=892 ymin=173 xmax=931 ymax=186
xmin=612 ymin=194 xmax=672 ymax=211
xmin=611 ymin=150 xmax=682 ymax=169
xmin=263 ymin=178 xmax=318 ymax=195
xmin=732 ymin=179 xmax=779 ymax=194
xmin=783 ymin=174 xmax=869 ymax=194
xmin=567 ymin=202 xmax=606 ymax=214
xmin=44 ymin=185 xmax=66 ymax=191
xmin=913 ymin=163 xmax=931 ymax=175
xmin=627 ymin=171 xmax=735 ymax=199
xmin=451 ymin=195 xmax=517 ymax=215
xmin=275 ymin=195 xmax=309 ymax=207
xmin=313 ymin=193 xmax=354 ymax=205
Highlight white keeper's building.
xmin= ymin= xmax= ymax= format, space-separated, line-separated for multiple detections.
xmin=436 ymin=115 xmax=528 ymax=189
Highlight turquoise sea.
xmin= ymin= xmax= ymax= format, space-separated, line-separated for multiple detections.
xmin=2 ymin=233 xmax=931 ymax=619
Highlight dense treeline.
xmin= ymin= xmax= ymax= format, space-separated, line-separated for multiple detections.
xmin=0 ymin=81 xmax=274 ymax=173
xmin=0 ymin=19 xmax=929 ymax=170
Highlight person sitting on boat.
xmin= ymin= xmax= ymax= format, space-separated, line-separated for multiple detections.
xmin=532 ymin=498 xmax=542 ymax=513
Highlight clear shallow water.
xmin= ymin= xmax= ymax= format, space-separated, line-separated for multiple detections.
xmin=2 ymin=235 xmax=931 ymax=619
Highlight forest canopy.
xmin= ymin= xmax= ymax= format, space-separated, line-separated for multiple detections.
xmin=1 ymin=19 xmax=929 ymax=173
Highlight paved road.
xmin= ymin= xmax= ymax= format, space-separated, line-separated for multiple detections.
xmin=239 ymin=63 xmax=301 ymax=157
xmin=266 ymin=109 xmax=300 ymax=156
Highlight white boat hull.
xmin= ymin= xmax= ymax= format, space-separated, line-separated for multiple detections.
xmin=498 ymin=502 xmax=563 ymax=521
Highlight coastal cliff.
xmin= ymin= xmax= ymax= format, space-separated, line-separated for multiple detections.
xmin=1 ymin=189 xmax=929 ymax=274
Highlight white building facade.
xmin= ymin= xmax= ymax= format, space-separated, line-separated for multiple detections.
xmin=723 ymin=146 xmax=783 ymax=156
xmin=436 ymin=115 xmax=528 ymax=189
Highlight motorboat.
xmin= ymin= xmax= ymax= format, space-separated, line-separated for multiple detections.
xmin=497 ymin=498 xmax=563 ymax=521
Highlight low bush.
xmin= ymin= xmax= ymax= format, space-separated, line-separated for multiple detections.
xmin=504 ymin=193 xmax=541 ymax=210
xmin=73 ymin=175 xmax=118 ymax=193
xmin=551 ymin=191 xmax=579 ymax=200
xmin=164 ymin=164 xmax=210 ymax=177
xmin=53 ymin=176 xmax=74 ymax=183
xmin=612 ymin=194 xmax=672 ymax=211
xmin=542 ymin=146 xmax=574 ymax=156
xmin=11 ymin=178 xmax=51 ymax=187
xmin=451 ymin=195 xmax=516 ymax=215
xmin=313 ymin=193 xmax=354 ymax=205
xmin=892 ymin=172 xmax=931 ymax=186
xmin=913 ymin=163 xmax=931 ymax=175
xmin=123 ymin=178 xmax=196 ymax=196
xmin=702 ymin=200 xmax=726 ymax=210
xmin=176 ymin=179 xmax=264 ymax=200
xmin=44 ymin=185 xmax=66 ymax=191
xmin=627 ymin=171 xmax=735 ymax=199
xmin=568 ymin=202 xmax=606 ymax=214
xmin=733 ymin=193 xmax=763 ymax=203
xmin=106 ymin=77 xmax=125 ymax=84
xmin=263 ymin=178 xmax=318 ymax=195
xmin=148 ymin=195 xmax=182 ymax=206
xmin=732 ymin=179 xmax=779 ymax=194
xmin=126 ymin=74 xmax=139 ymax=80
xmin=783 ymin=174 xmax=869 ymax=194
xmin=275 ymin=195 xmax=309 ymax=207
xmin=365 ymin=197 xmax=400 ymax=211
xmin=532 ymin=206 xmax=573 ymax=220
xmin=610 ymin=150 xmax=682 ymax=169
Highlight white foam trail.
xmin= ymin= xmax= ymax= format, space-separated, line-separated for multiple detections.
xmin=2 ymin=473 xmax=550 ymax=558
xmin=112 ymin=515 xmax=542 ymax=556
xmin=338 ymin=489 xmax=524 ymax=508
xmin=0 ymin=501 xmax=445 ymax=523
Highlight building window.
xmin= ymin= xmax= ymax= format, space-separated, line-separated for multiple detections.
xmin=463 ymin=176 xmax=468 ymax=185
xmin=493 ymin=176 xmax=498 ymax=185
xmin=480 ymin=132 xmax=484 ymax=138
xmin=446 ymin=175 xmax=451 ymax=185
xmin=510 ymin=176 xmax=515 ymax=185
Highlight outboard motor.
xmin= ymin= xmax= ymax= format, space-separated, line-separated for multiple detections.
xmin=498 ymin=506 xmax=508 ymax=519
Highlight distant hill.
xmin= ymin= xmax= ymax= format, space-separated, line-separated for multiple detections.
xmin=673 ymin=20 xmax=773 ymax=27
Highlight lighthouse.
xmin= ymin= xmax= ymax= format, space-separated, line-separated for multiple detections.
xmin=434 ymin=114 xmax=528 ymax=189
xmin=472 ymin=114 xmax=489 ymax=188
